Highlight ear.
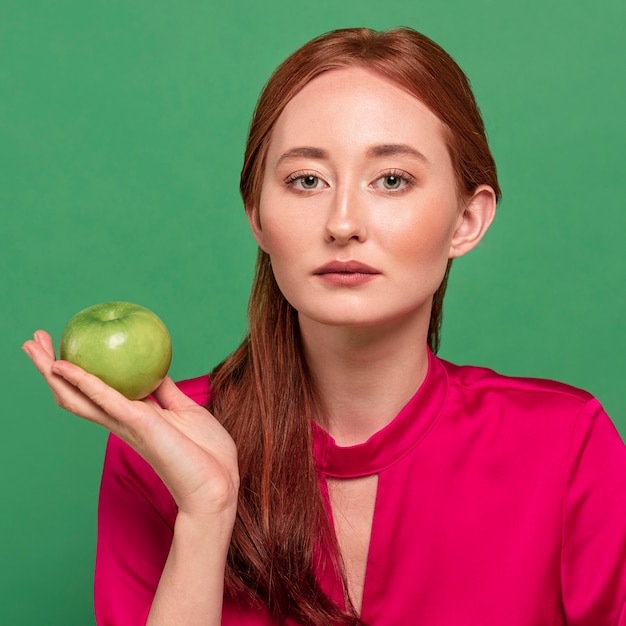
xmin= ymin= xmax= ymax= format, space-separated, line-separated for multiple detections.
xmin=448 ymin=185 xmax=497 ymax=259
xmin=245 ymin=203 xmax=269 ymax=252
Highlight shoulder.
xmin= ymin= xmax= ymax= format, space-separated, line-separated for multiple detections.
xmin=438 ymin=357 xmax=597 ymax=417
xmin=433 ymin=356 xmax=625 ymax=461
xmin=434 ymin=356 xmax=626 ymax=514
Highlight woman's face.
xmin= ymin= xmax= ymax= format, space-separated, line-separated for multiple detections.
xmin=248 ymin=66 xmax=492 ymax=332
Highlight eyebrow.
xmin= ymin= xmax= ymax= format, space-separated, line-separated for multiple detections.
xmin=275 ymin=143 xmax=429 ymax=167
xmin=275 ymin=147 xmax=328 ymax=166
xmin=366 ymin=143 xmax=429 ymax=163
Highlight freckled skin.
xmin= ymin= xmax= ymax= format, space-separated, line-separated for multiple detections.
xmin=249 ymin=67 xmax=468 ymax=333
xmin=59 ymin=301 xmax=172 ymax=400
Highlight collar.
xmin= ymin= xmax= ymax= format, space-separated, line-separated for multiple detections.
xmin=312 ymin=349 xmax=448 ymax=478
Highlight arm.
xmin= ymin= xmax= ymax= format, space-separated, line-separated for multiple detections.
xmin=23 ymin=331 xmax=239 ymax=625
xmin=561 ymin=399 xmax=626 ymax=625
xmin=147 ymin=508 xmax=234 ymax=625
xmin=96 ymin=434 xmax=237 ymax=626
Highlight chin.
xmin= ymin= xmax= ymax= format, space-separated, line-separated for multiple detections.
xmin=297 ymin=305 xmax=428 ymax=331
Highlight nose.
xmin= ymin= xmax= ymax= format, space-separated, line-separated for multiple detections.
xmin=324 ymin=185 xmax=367 ymax=244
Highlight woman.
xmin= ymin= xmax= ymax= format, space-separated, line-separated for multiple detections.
xmin=23 ymin=27 xmax=626 ymax=625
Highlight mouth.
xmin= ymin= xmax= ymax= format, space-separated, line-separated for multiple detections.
xmin=313 ymin=260 xmax=380 ymax=275
xmin=313 ymin=260 xmax=381 ymax=286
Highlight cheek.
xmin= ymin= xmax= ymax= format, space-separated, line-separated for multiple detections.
xmin=255 ymin=190 xmax=287 ymax=255
xmin=257 ymin=188 xmax=316 ymax=259
xmin=257 ymin=218 xmax=294 ymax=260
xmin=381 ymin=203 xmax=459 ymax=265
xmin=256 ymin=220 xmax=307 ymax=303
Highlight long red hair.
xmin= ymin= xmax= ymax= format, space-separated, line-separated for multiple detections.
xmin=209 ymin=27 xmax=501 ymax=624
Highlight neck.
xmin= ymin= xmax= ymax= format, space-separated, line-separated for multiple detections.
xmin=300 ymin=314 xmax=430 ymax=446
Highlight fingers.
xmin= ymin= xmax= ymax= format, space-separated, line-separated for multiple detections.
xmin=23 ymin=332 xmax=240 ymax=516
xmin=23 ymin=332 xmax=58 ymax=385
xmin=22 ymin=330 xmax=55 ymax=362
xmin=33 ymin=329 xmax=56 ymax=358
xmin=50 ymin=360 xmax=143 ymax=431
xmin=23 ymin=331 xmax=128 ymax=431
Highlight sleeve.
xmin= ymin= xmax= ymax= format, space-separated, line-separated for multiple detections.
xmin=94 ymin=434 xmax=177 ymax=626
xmin=561 ymin=398 xmax=626 ymax=625
xmin=93 ymin=375 xmax=210 ymax=625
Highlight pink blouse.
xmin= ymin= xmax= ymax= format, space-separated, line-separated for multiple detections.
xmin=95 ymin=352 xmax=626 ymax=625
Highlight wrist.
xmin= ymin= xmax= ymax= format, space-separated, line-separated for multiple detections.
xmin=174 ymin=504 xmax=237 ymax=551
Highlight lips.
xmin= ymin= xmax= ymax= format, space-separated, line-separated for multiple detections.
xmin=313 ymin=260 xmax=380 ymax=275
xmin=313 ymin=260 xmax=381 ymax=286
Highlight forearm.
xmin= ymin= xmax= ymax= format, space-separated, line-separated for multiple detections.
xmin=146 ymin=509 xmax=235 ymax=625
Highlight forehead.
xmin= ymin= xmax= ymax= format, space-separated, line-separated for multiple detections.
xmin=266 ymin=66 xmax=449 ymax=163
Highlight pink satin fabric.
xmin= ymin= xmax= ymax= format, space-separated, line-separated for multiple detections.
xmin=95 ymin=352 xmax=626 ymax=624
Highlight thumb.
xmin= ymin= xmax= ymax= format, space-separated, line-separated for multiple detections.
xmin=150 ymin=376 xmax=202 ymax=411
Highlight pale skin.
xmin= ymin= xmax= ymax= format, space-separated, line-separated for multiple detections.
xmin=23 ymin=66 xmax=495 ymax=620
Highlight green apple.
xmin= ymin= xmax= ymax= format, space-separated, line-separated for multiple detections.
xmin=59 ymin=301 xmax=172 ymax=400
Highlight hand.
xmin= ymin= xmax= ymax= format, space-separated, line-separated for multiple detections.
xmin=22 ymin=330 xmax=239 ymax=519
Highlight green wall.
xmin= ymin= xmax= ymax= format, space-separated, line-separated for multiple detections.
xmin=1 ymin=1 xmax=624 ymax=623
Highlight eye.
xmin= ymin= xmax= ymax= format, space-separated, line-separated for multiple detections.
xmin=372 ymin=170 xmax=415 ymax=193
xmin=383 ymin=175 xmax=402 ymax=189
xmin=300 ymin=175 xmax=320 ymax=189
xmin=285 ymin=172 xmax=327 ymax=192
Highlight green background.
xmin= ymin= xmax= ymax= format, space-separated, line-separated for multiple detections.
xmin=1 ymin=0 xmax=624 ymax=623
